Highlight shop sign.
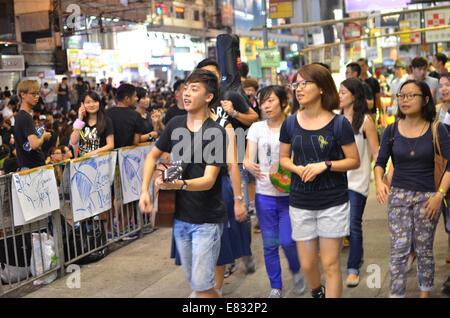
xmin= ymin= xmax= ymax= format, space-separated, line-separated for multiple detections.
xmin=425 ymin=10 xmax=450 ymax=43
xmin=258 ymin=48 xmax=281 ymax=68
xmin=0 ymin=55 xmax=25 ymax=72
xmin=36 ymin=37 xmax=55 ymax=50
xmin=343 ymin=22 xmax=361 ymax=40
xmin=269 ymin=0 xmax=293 ymax=19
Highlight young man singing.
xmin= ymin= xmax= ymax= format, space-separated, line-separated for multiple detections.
xmin=139 ymin=69 xmax=227 ymax=298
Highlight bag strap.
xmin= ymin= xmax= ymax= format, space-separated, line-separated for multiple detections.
xmin=387 ymin=121 xmax=398 ymax=167
xmin=432 ymin=121 xmax=441 ymax=156
xmin=333 ymin=114 xmax=344 ymax=143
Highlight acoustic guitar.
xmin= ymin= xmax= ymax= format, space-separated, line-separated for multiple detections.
xmin=153 ymin=162 xmax=183 ymax=228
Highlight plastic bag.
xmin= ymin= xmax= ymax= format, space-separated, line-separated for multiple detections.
xmin=30 ymin=233 xmax=57 ymax=285
xmin=0 ymin=264 xmax=29 ymax=284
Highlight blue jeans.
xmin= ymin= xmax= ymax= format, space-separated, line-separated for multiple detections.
xmin=173 ymin=219 xmax=223 ymax=292
xmin=255 ymin=194 xmax=300 ymax=289
xmin=347 ymin=190 xmax=367 ymax=274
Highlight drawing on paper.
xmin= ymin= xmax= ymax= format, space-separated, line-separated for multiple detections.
xmin=70 ymin=154 xmax=114 ymax=221
xmin=14 ymin=170 xmax=53 ymax=209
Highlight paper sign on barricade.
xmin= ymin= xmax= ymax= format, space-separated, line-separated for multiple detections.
xmin=70 ymin=152 xmax=116 ymax=222
xmin=11 ymin=166 xmax=59 ymax=226
xmin=118 ymin=143 xmax=153 ymax=204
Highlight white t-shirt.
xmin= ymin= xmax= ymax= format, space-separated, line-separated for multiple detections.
xmin=246 ymin=120 xmax=288 ymax=197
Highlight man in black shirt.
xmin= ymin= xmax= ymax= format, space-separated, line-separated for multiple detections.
xmin=13 ymin=80 xmax=51 ymax=170
xmin=163 ymin=79 xmax=186 ymax=125
xmin=358 ymin=58 xmax=382 ymax=119
xmin=140 ymin=69 xmax=227 ymax=298
xmin=346 ymin=62 xmax=374 ymax=112
xmin=106 ymin=84 xmax=142 ymax=148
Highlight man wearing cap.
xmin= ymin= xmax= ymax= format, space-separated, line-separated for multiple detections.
xmin=389 ymin=60 xmax=408 ymax=110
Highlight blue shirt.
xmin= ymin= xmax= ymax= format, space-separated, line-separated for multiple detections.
xmin=279 ymin=114 xmax=355 ymax=210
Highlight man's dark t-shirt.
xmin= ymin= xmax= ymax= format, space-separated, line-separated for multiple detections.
xmin=156 ymin=115 xmax=227 ymax=224
xmin=211 ymin=91 xmax=251 ymax=130
xmin=279 ymin=114 xmax=355 ymax=210
xmin=106 ymin=107 xmax=142 ymax=148
xmin=13 ymin=110 xmax=46 ymax=169
xmin=163 ymin=105 xmax=187 ymax=125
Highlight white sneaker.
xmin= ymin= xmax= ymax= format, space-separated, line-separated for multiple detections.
xmin=268 ymin=288 xmax=282 ymax=298
xmin=292 ymin=272 xmax=306 ymax=295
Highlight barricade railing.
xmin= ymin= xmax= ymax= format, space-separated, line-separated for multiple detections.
xmin=0 ymin=143 xmax=159 ymax=296
xmin=0 ymin=172 xmax=63 ymax=296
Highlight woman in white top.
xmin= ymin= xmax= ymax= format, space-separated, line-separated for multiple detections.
xmin=244 ymin=85 xmax=304 ymax=298
xmin=339 ymin=78 xmax=379 ymax=287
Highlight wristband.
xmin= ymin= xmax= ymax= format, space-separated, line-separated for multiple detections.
xmin=73 ymin=118 xmax=86 ymax=130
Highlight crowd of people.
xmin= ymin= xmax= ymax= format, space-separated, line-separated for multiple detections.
xmin=1 ymin=51 xmax=449 ymax=298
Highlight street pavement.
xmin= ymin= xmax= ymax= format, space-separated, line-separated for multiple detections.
xmin=25 ymin=184 xmax=450 ymax=298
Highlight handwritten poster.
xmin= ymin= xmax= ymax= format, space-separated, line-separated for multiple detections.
xmin=118 ymin=144 xmax=152 ymax=204
xmin=11 ymin=166 xmax=59 ymax=226
xmin=70 ymin=152 xmax=117 ymax=222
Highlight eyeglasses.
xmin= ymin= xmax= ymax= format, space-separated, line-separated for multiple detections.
xmin=396 ymin=93 xmax=423 ymax=101
xmin=290 ymin=80 xmax=314 ymax=90
xmin=27 ymin=92 xmax=40 ymax=97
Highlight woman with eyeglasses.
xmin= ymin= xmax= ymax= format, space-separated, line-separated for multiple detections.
xmin=339 ymin=78 xmax=380 ymax=288
xmin=375 ymin=79 xmax=450 ymax=298
xmin=279 ymin=64 xmax=360 ymax=298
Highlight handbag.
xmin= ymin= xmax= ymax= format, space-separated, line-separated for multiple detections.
xmin=269 ymin=163 xmax=291 ymax=193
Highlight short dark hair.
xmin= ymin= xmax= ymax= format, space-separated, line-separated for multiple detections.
xmin=357 ymin=58 xmax=368 ymax=66
xmin=116 ymin=83 xmax=136 ymax=101
xmin=185 ymin=69 xmax=219 ymax=108
xmin=397 ymin=80 xmax=436 ymax=122
xmin=196 ymin=58 xmax=220 ymax=72
xmin=410 ymin=57 xmax=428 ymax=69
xmin=239 ymin=62 xmax=249 ymax=78
xmin=62 ymin=77 xmax=68 ymax=81
xmin=258 ymin=85 xmax=287 ymax=110
xmin=298 ymin=63 xmax=340 ymax=112
xmin=136 ymin=87 xmax=148 ymax=102
xmin=346 ymin=63 xmax=362 ymax=77
xmin=173 ymin=79 xmax=185 ymax=92
xmin=434 ymin=53 xmax=448 ymax=66
xmin=76 ymin=76 xmax=83 ymax=82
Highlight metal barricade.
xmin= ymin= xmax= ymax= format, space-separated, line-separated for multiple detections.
xmin=0 ymin=173 xmax=62 ymax=296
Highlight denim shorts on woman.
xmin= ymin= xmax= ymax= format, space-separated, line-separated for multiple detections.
xmin=289 ymin=202 xmax=350 ymax=241
xmin=173 ymin=219 xmax=223 ymax=292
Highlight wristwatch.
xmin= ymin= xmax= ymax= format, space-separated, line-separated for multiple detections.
xmin=325 ymin=160 xmax=332 ymax=171
xmin=234 ymin=195 xmax=244 ymax=202
xmin=180 ymin=180 xmax=188 ymax=191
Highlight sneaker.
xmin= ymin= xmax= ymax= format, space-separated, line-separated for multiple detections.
xmin=268 ymin=288 xmax=282 ymax=298
xmin=346 ymin=273 xmax=360 ymax=288
xmin=311 ymin=285 xmax=325 ymax=298
xmin=224 ymin=263 xmax=237 ymax=278
xmin=242 ymin=256 xmax=256 ymax=274
xmin=121 ymin=233 xmax=139 ymax=241
xmin=292 ymin=272 xmax=306 ymax=295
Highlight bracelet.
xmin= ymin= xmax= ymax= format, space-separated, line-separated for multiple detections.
xmin=234 ymin=195 xmax=244 ymax=201
xmin=73 ymin=118 xmax=85 ymax=130
xmin=438 ymin=188 xmax=447 ymax=198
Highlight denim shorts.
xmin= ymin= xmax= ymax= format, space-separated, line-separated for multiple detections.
xmin=173 ymin=219 xmax=223 ymax=292
xmin=289 ymin=202 xmax=350 ymax=241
